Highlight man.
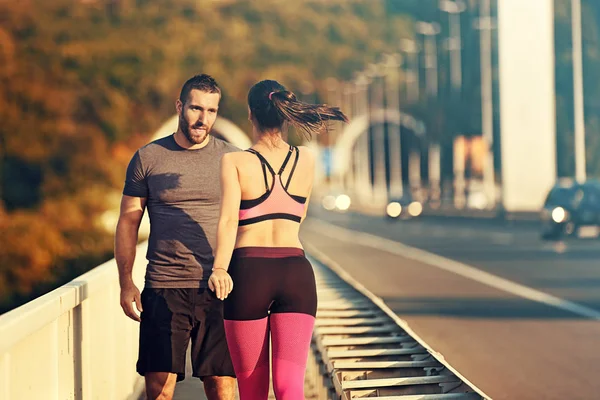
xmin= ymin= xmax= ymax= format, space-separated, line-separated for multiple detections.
xmin=115 ymin=74 xmax=238 ymax=400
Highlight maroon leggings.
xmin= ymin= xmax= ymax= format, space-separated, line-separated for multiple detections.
xmin=224 ymin=247 xmax=317 ymax=399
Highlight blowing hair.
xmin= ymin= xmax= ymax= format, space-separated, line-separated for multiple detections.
xmin=248 ymin=80 xmax=348 ymax=140
xmin=179 ymin=74 xmax=221 ymax=104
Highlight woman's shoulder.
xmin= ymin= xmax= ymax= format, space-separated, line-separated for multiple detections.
xmin=295 ymin=145 xmax=315 ymax=164
xmin=295 ymin=145 xmax=314 ymax=156
xmin=221 ymin=148 xmax=256 ymax=165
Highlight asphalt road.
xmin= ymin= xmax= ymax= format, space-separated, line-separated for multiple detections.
xmin=301 ymin=206 xmax=600 ymax=400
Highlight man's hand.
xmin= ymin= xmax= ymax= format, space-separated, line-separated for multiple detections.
xmin=120 ymin=284 xmax=143 ymax=322
xmin=208 ymin=269 xmax=233 ymax=301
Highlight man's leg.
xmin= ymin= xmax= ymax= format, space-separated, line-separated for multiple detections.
xmin=137 ymin=289 xmax=191 ymax=399
xmin=145 ymin=372 xmax=178 ymax=400
xmin=191 ymin=288 xmax=240 ymax=397
xmin=203 ymin=376 xmax=237 ymax=400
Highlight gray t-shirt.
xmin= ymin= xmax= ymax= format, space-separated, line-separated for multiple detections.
xmin=123 ymin=134 xmax=239 ymax=288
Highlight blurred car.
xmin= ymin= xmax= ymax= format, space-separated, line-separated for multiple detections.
xmin=385 ymin=193 xmax=423 ymax=220
xmin=540 ymin=179 xmax=600 ymax=239
xmin=321 ymin=192 xmax=352 ymax=212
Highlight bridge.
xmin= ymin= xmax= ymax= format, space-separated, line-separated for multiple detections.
xmin=3 ymin=1 xmax=600 ymax=399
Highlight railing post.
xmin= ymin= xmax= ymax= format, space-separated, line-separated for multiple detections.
xmin=1 ymin=353 xmax=9 ymax=399
xmin=80 ymin=299 xmax=92 ymax=399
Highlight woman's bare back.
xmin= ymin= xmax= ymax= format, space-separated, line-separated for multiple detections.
xmin=233 ymin=144 xmax=314 ymax=249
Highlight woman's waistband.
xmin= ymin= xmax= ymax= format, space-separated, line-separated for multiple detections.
xmin=232 ymin=246 xmax=305 ymax=259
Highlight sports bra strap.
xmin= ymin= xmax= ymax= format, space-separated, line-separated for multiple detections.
xmin=246 ymin=149 xmax=272 ymax=191
xmin=246 ymin=149 xmax=276 ymax=176
xmin=246 ymin=146 xmax=295 ymax=177
xmin=246 ymin=145 xmax=298 ymax=192
xmin=277 ymin=146 xmax=294 ymax=175
xmin=284 ymin=147 xmax=300 ymax=190
xmin=259 ymin=162 xmax=268 ymax=191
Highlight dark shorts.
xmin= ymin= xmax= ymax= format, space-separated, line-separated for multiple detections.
xmin=136 ymin=287 xmax=235 ymax=381
xmin=224 ymin=247 xmax=318 ymax=321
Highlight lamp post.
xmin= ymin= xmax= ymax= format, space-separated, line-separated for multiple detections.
xmin=342 ymin=82 xmax=355 ymax=191
xmin=366 ymin=63 xmax=388 ymax=204
xmin=382 ymin=53 xmax=404 ymax=198
xmin=416 ymin=21 xmax=442 ymax=204
xmin=415 ymin=21 xmax=441 ymax=97
xmin=572 ymin=0 xmax=586 ymax=183
xmin=399 ymin=38 xmax=420 ymax=103
xmin=325 ymin=77 xmax=344 ymax=190
xmin=439 ymin=0 xmax=466 ymax=93
xmin=474 ymin=0 xmax=496 ymax=209
xmin=354 ymin=72 xmax=372 ymax=202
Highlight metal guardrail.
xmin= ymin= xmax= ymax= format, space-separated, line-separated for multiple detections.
xmin=303 ymin=244 xmax=489 ymax=400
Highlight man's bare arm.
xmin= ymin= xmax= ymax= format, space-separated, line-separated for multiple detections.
xmin=115 ymin=195 xmax=147 ymax=321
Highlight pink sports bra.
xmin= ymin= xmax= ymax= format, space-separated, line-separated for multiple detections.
xmin=238 ymin=146 xmax=307 ymax=226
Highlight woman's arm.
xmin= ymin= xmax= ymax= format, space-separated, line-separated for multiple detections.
xmin=209 ymin=152 xmax=241 ymax=300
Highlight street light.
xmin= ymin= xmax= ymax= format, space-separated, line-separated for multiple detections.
xmin=325 ymin=77 xmax=343 ymax=190
xmin=415 ymin=21 xmax=441 ymax=98
xmin=474 ymin=0 xmax=496 ymax=209
xmin=416 ymin=22 xmax=442 ymax=205
xmin=399 ymin=38 xmax=420 ymax=103
xmin=572 ymin=0 xmax=586 ymax=183
xmin=353 ymin=72 xmax=372 ymax=202
xmin=437 ymin=1 xmax=466 ymax=207
xmin=439 ymin=0 xmax=466 ymax=92
xmin=365 ymin=63 xmax=387 ymax=204
xmin=381 ymin=53 xmax=404 ymax=198
xmin=342 ymin=82 xmax=355 ymax=190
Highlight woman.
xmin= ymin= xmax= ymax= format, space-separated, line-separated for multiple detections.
xmin=208 ymin=79 xmax=347 ymax=399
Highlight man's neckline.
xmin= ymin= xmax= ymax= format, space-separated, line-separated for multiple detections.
xmin=171 ymin=133 xmax=212 ymax=151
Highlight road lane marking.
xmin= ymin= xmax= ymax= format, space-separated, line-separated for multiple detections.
xmin=490 ymin=233 xmax=514 ymax=245
xmin=409 ymin=223 xmax=515 ymax=245
xmin=305 ymin=219 xmax=600 ymax=320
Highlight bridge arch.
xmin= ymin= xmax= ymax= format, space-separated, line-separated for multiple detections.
xmin=332 ymin=109 xmax=425 ymax=177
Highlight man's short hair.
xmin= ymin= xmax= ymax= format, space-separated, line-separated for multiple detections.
xmin=179 ymin=74 xmax=221 ymax=104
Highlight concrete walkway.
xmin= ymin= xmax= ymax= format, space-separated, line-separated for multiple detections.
xmin=170 ymin=347 xmax=277 ymax=400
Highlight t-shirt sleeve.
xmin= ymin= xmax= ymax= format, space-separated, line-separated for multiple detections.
xmin=123 ymin=150 xmax=148 ymax=198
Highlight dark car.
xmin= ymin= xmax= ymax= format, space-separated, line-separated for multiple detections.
xmin=541 ymin=179 xmax=600 ymax=239
xmin=385 ymin=193 xmax=423 ymax=220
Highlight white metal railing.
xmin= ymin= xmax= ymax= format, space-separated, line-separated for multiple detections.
xmin=0 ymin=243 xmax=148 ymax=400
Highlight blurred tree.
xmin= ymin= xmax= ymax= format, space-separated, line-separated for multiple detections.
xmin=0 ymin=0 xmax=413 ymax=312
xmin=2 ymin=0 xmax=600 ymax=314
xmin=0 ymin=212 xmax=69 ymax=307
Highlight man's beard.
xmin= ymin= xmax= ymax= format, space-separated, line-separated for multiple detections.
xmin=180 ymin=115 xmax=211 ymax=145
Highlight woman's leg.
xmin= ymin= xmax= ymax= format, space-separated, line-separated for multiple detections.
xmin=223 ymin=253 xmax=274 ymax=400
xmin=224 ymin=318 xmax=270 ymax=399
xmin=270 ymin=256 xmax=317 ymax=399
xmin=270 ymin=313 xmax=315 ymax=399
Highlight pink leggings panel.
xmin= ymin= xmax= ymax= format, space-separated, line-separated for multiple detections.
xmin=224 ymin=313 xmax=315 ymax=400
